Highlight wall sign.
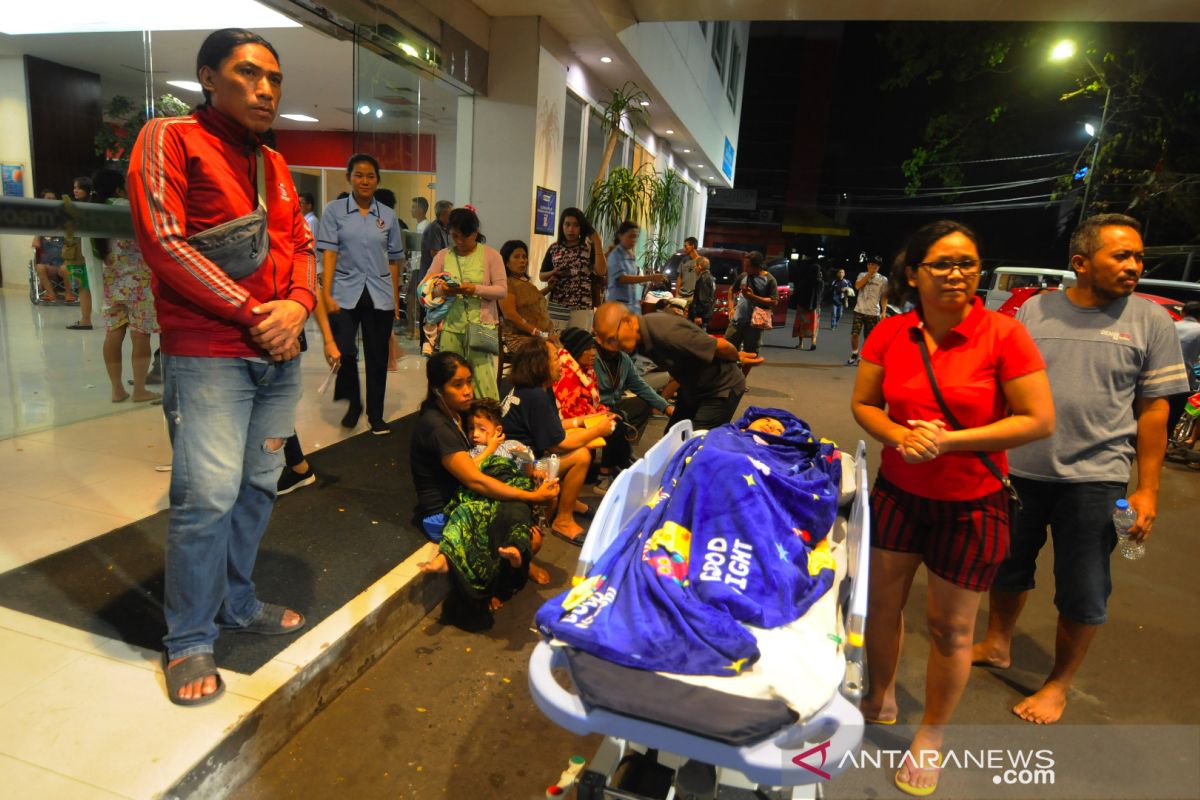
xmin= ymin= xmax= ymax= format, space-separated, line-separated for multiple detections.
xmin=535 ymin=186 xmax=557 ymax=236
xmin=2 ymin=165 xmax=25 ymax=198
xmin=722 ymin=138 xmax=735 ymax=180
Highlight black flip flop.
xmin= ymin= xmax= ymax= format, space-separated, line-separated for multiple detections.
xmin=551 ymin=527 xmax=586 ymax=547
xmin=66 ymin=322 xmax=93 ymax=330
xmin=162 ymin=652 xmax=225 ymax=707
xmin=221 ymin=602 xmax=306 ymax=636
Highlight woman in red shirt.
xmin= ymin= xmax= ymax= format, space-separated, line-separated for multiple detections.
xmin=850 ymin=221 xmax=1054 ymax=796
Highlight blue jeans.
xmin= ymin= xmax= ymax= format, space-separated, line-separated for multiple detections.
xmin=831 ymin=303 xmax=844 ymax=328
xmin=161 ymin=355 xmax=301 ymax=659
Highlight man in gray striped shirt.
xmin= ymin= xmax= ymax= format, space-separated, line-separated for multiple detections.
xmin=973 ymin=214 xmax=1189 ymax=725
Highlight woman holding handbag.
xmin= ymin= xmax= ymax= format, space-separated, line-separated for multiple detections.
xmin=724 ymin=250 xmax=777 ymax=357
xmin=850 ymin=221 xmax=1054 ymax=797
xmin=424 ymin=207 xmax=507 ymax=399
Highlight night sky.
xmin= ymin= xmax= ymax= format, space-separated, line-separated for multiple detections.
xmin=736 ymin=20 xmax=1200 ymax=274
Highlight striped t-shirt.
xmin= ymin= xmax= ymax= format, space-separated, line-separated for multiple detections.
xmin=1009 ymin=290 xmax=1189 ymax=483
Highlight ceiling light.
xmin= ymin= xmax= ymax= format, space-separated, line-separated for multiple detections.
xmin=375 ymin=108 xmax=384 ymax=119
xmin=694 ymin=164 xmax=703 ymax=168
xmin=640 ymin=100 xmax=650 ymax=106
xmin=358 ymin=105 xmax=371 ymax=115
xmin=0 ymin=0 xmax=300 ymax=34
xmin=600 ymin=56 xmax=613 ymax=64
xmin=280 ymin=113 xmax=319 ymax=122
xmin=665 ymin=129 xmax=674 ymax=135
xmin=681 ymin=148 xmax=691 ymax=153
xmin=166 ymin=80 xmax=202 ymax=93
xmin=399 ymin=42 xmax=420 ymax=59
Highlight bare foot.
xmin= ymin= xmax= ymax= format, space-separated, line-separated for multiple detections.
xmin=970 ymin=640 xmax=1012 ymax=668
xmin=574 ymin=500 xmax=589 ymax=514
xmin=489 ymin=596 xmax=504 ymax=611
xmin=1013 ymin=682 xmax=1068 ymax=724
xmin=419 ymin=553 xmax=449 ymax=574
xmin=167 ymin=655 xmax=219 ymax=702
xmin=111 ymin=389 xmax=130 ymax=403
xmin=280 ymin=608 xmax=303 ymax=629
xmin=132 ymin=390 xmax=162 ymax=403
xmin=528 ymin=562 xmax=551 ymax=585
xmin=497 ymin=546 xmax=523 ymax=569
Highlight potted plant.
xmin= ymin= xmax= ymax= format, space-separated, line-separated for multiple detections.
xmin=95 ymin=93 xmax=191 ymax=165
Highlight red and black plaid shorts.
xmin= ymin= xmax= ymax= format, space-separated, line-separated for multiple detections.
xmin=870 ymin=473 xmax=1011 ymax=591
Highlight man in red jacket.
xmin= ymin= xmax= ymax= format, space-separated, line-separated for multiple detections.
xmin=128 ymin=29 xmax=315 ymax=706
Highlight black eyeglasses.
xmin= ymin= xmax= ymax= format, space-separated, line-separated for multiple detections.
xmin=916 ymin=259 xmax=981 ymax=277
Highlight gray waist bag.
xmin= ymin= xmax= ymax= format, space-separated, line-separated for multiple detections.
xmin=186 ymin=150 xmax=268 ymax=281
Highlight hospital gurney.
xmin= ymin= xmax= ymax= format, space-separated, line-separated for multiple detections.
xmin=529 ymin=421 xmax=870 ymax=799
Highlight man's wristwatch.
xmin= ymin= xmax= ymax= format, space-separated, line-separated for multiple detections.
xmin=536 ymin=328 xmax=549 ymax=339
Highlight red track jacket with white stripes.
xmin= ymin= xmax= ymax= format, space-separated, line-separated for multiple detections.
xmin=127 ymin=105 xmax=316 ymax=358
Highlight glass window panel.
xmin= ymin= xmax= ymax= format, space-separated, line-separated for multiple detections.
xmin=561 ymin=93 xmax=583 ymax=208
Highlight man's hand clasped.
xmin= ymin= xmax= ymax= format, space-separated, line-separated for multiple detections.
xmin=250 ymin=299 xmax=309 ymax=362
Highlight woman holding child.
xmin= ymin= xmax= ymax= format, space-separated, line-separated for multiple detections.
xmin=501 ymin=339 xmax=617 ymax=546
xmin=410 ymin=352 xmax=560 ymax=607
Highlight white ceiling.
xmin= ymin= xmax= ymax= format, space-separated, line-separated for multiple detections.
xmin=0 ymin=23 xmax=465 ymax=134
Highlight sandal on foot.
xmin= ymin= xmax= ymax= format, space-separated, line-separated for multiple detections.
xmin=551 ymin=527 xmax=586 ymax=547
xmin=222 ymin=602 xmax=306 ymax=636
xmin=66 ymin=322 xmax=93 ymax=330
xmin=863 ymin=715 xmax=897 ymax=725
xmin=895 ymin=753 xmax=942 ymax=797
xmin=162 ymin=652 xmax=225 ymax=707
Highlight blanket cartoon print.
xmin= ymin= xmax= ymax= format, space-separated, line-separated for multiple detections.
xmin=536 ymin=407 xmax=841 ymax=675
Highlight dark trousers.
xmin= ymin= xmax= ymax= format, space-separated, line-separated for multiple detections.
xmin=283 ymin=434 xmax=304 ymax=468
xmin=603 ymin=396 xmax=654 ymax=471
xmin=332 ymin=289 xmax=394 ymax=423
xmin=669 ymin=389 xmax=744 ymax=431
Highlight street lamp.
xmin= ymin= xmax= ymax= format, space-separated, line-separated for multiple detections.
xmin=1084 ymin=122 xmax=1096 ymax=137
xmin=1049 ymin=39 xmax=1077 ymax=62
xmin=1050 ymin=39 xmax=1111 ymax=224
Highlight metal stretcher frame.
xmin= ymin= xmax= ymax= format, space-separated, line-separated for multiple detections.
xmin=528 ymin=421 xmax=870 ymax=794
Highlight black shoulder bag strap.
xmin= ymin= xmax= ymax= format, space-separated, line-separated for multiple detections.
xmin=916 ymin=333 xmax=1021 ymax=510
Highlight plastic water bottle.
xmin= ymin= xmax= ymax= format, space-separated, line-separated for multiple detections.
xmin=1113 ymin=499 xmax=1144 ymax=560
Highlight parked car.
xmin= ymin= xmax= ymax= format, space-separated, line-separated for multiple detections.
xmin=983 ymin=266 xmax=1076 ymax=312
xmin=663 ymin=248 xmax=790 ymax=333
xmin=1135 ymin=277 xmax=1200 ymax=306
xmin=997 ymin=286 xmax=1183 ymax=321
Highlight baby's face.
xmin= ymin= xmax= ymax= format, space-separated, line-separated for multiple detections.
xmin=746 ymin=417 xmax=785 ymax=437
xmin=472 ymin=414 xmax=499 ymax=446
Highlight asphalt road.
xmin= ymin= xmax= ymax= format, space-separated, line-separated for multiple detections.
xmin=236 ymin=317 xmax=1200 ymax=800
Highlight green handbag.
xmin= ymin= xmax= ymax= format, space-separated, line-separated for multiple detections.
xmin=467 ymin=322 xmax=500 ymax=355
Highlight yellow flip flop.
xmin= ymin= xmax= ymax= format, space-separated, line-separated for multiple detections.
xmin=863 ymin=715 xmax=896 ymax=725
xmin=894 ymin=752 xmax=941 ymax=797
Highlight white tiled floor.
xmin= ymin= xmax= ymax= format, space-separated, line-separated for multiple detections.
xmin=0 ymin=286 xmax=431 ymax=798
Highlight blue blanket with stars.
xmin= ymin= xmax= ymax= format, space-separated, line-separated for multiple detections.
xmin=535 ymin=407 xmax=841 ymax=676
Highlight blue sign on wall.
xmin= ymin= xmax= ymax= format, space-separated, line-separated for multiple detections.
xmin=2 ymin=164 xmax=24 ymax=198
xmin=722 ymin=138 xmax=735 ymax=180
xmin=534 ymin=187 xmax=557 ymax=235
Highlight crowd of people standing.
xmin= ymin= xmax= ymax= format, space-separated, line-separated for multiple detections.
xmin=111 ymin=39 xmax=1197 ymax=795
